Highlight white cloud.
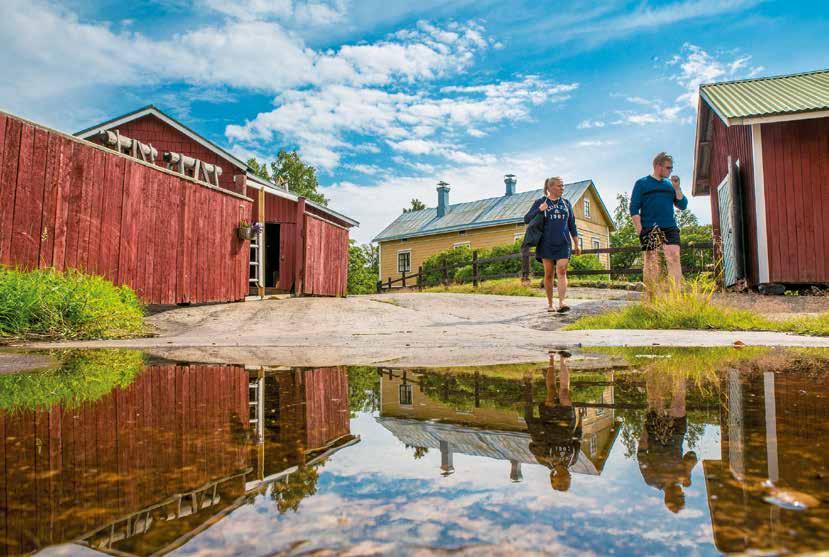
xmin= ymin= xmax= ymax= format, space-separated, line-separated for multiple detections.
xmin=201 ymin=0 xmax=348 ymax=25
xmin=578 ymin=120 xmax=606 ymax=129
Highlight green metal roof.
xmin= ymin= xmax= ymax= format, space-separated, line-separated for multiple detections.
xmin=373 ymin=179 xmax=613 ymax=243
xmin=699 ymin=69 xmax=829 ymax=124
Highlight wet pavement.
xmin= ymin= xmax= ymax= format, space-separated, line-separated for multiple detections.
xmin=0 ymin=347 xmax=827 ymax=556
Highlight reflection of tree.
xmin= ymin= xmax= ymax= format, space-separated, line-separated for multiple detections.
xmin=405 ymin=445 xmax=429 ymax=460
xmin=347 ymin=367 xmax=380 ymax=416
xmin=270 ymin=465 xmax=321 ymax=513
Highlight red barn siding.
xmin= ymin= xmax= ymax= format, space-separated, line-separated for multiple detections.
xmin=707 ymin=116 xmax=758 ymax=286
xmin=761 ymin=118 xmax=829 ymax=283
xmin=0 ymin=363 xmax=249 ymax=557
xmin=0 ymin=112 xmax=251 ymax=304
xmin=99 ymin=114 xmax=243 ymax=193
xmin=304 ymin=214 xmax=349 ymax=296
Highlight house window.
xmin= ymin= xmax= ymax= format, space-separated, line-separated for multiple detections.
xmin=397 ymin=251 xmax=411 ymax=273
xmin=589 ymin=434 xmax=598 ymax=456
xmin=578 ymin=237 xmax=584 ymax=250
xmin=592 ymin=237 xmax=601 ymax=250
xmin=453 ymin=242 xmax=471 ymax=249
xmin=583 ymin=199 xmax=591 ymax=218
xmin=399 ymin=384 xmax=413 ymax=406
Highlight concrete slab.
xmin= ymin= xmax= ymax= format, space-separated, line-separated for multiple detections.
xmin=18 ymin=293 xmax=829 ymax=368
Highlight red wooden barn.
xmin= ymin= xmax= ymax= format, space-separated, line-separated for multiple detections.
xmin=76 ymin=105 xmax=358 ymax=297
xmin=692 ymin=69 xmax=829 ymax=290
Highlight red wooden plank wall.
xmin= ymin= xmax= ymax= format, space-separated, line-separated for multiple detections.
xmin=303 ymin=367 xmax=350 ymax=451
xmin=0 ymin=112 xmax=252 ymax=304
xmin=706 ymin=117 xmax=758 ymax=285
xmin=761 ymin=118 xmax=829 ymax=283
xmin=0 ymin=363 xmax=249 ymax=557
xmin=303 ymin=215 xmax=349 ymax=296
xmin=96 ymin=114 xmax=242 ymax=194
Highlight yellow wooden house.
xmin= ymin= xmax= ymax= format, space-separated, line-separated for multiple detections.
xmin=373 ymin=175 xmax=615 ymax=283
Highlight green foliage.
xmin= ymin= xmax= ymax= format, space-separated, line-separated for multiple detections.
xmin=348 ymin=241 xmax=378 ymax=295
xmin=404 ymin=198 xmax=426 ymax=213
xmin=270 ymin=150 xmax=328 ymax=206
xmin=565 ymin=276 xmax=829 ymax=335
xmin=422 ymin=244 xmax=473 ymax=285
xmin=270 ymin=465 xmax=320 ymax=513
xmin=569 ymin=254 xmax=608 ymax=280
xmin=347 ymin=366 xmax=380 ymax=416
xmin=0 ymin=349 xmax=145 ymax=411
xmin=246 ymin=157 xmax=271 ymax=180
xmin=0 ymin=267 xmax=145 ymax=341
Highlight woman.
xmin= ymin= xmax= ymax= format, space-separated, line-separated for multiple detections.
xmin=524 ymin=177 xmax=580 ymax=313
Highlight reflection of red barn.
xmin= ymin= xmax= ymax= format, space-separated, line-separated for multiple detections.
xmin=77 ymin=106 xmax=358 ymax=297
xmin=691 ymin=70 xmax=829 ymax=289
xmin=0 ymin=363 xmax=251 ymax=557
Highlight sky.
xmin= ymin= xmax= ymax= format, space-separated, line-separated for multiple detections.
xmin=1 ymin=0 xmax=827 ymax=244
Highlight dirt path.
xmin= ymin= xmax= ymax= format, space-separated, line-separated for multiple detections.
xmin=17 ymin=293 xmax=829 ymax=368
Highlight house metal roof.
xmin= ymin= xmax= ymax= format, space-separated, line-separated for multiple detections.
xmin=699 ymin=69 xmax=829 ymax=125
xmin=372 ymin=179 xmax=613 ymax=242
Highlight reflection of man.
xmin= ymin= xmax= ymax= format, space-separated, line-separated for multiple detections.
xmin=526 ymin=352 xmax=582 ymax=491
xmin=637 ymin=372 xmax=697 ymax=513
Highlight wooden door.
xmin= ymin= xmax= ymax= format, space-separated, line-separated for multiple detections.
xmin=717 ymin=157 xmax=745 ymax=287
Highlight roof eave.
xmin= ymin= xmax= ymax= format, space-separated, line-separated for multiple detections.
xmin=247 ymin=174 xmax=359 ymax=227
xmin=374 ymin=216 xmax=525 ymax=243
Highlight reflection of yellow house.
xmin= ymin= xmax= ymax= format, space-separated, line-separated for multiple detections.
xmin=373 ymin=177 xmax=615 ymax=283
xmin=377 ymin=369 xmax=620 ymax=479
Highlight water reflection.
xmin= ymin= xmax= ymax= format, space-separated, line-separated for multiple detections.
xmin=0 ymin=349 xmax=826 ymax=556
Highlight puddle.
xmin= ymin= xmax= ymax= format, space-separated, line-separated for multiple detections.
xmin=0 ymin=348 xmax=827 ymax=556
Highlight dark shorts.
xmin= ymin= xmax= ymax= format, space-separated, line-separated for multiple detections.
xmin=640 ymin=226 xmax=680 ymax=251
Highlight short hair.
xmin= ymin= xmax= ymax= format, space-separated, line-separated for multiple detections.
xmin=653 ymin=152 xmax=673 ymax=167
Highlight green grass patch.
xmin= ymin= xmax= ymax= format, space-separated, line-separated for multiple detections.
xmin=0 ymin=349 xmax=145 ymax=411
xmin=566 ymin=276 xmax=829 ymax=336
xmin=0 ymin=267 xmax=145 ymax=341
xmin=422 ymin=277 xmax=639 ymax=297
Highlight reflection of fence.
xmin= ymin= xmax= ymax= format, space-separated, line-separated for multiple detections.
xmin=377 ymin=243 xmax=715 ymax=292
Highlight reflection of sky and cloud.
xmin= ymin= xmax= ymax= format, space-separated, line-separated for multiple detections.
xmin=2 ymin=349 xmax=826 ymax=556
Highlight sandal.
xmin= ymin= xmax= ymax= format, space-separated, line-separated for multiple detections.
xmin=547 ymin=306 xmax=557 ymax=313
xmin=557 ymin=305 xmax=571 ymax=313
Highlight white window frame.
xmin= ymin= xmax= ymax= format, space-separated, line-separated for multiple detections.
xmin=578 ymin=237 xmax=584 ymax=250
xmin=397 ymin=249 xmax=411 ymax=273
xmin=583 ymin=198 xmax=591 ymax=218
xmin=592 ymin=237 xmax=601 ymax=250
xmin=398 ymin=383 xmax=413 ymax=406
xmin=453 ymin=242 xmax=471 ymax=249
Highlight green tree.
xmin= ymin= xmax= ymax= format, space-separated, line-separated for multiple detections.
xmin=609 ymin=193 xmax=640 ymax=273
xmin=348 ymin=241 xmax=378 ymax=295
xmin=270 ymin=150 xmax=328 ymax=206
xmin=403 ymin=198 xmax=426 ymax=213
xmin=347 ymin=366 xmax=380 ymax=417
xmin=246 ymin=157 xmax=271 ymax=180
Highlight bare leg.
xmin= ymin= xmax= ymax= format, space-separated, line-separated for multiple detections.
xmin=556 ymin=259 xmax=569 ymax=307
xmin=643 ymin=250 xmax=660 ymax=300
xmin=543 ymin=259 xmax=555 ymax=309
xmin=545 ymin=353 xmax=556 ymax=406
xmin=663 ymin=244 xmax=682 ymax=289
xmin=558 ymin=353 xmax=571 ymax=407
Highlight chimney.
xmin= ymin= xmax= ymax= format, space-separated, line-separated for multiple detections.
xmin=436 ymin=181 xmax=450 ymax=217
xmin=504 ymin=174 xmax=517 ymax=196
xmin=509 ymin=460 xmax=523 ymax=482
xmin=439 ymin=440 xmax=455 ymax=476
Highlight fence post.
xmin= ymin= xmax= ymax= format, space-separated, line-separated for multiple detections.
xmin=472 ymin=250 xmax=479 ymax=288
xmin=417 ymin=266 xmax=423 ymax=291
xmin=442 ymin=264 xmax=449 ymax=286
xmin=402 ymin=270 xmax=407 ymax=288
xmin=376 ymin=280 xmax=382 ymax=293
xmin=387 ymin=277 xmax=392 ymax=291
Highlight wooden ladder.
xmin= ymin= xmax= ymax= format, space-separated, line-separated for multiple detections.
xmin=249 ymin=234 xmax=262 ymax=290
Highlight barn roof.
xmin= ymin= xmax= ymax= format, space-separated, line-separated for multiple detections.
xmin=75 ymin=105 xmax=250 ymax=171
xmin=699 ymin=69 xmax=829 ymax=125
xmin=372 ymin=179 xmax=613 ymax=243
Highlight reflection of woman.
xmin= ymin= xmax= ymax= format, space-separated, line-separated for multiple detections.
xmin=524 ymin=177 xmax=581 ymax=313
xmin=526 ymin=352 xmax=582 ymax=491
xmin=637 ymin=372 xmax=697 ymax=513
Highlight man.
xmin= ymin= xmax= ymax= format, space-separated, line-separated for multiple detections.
xmin=630 ymin=152 xmax=688 ymax=291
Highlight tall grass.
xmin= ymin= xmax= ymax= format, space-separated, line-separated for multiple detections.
xmin=0 ymin=267 xmax=145 ymax=341
xmin=566 ymin=275 xmax=829 ymax=336
xmin=423 ymin=277 xmax=639 ymax=297
xmin=0 ymin=349 xmax=145 ymax=411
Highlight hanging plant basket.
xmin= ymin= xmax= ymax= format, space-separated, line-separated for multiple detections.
xmin=237 ymin=221 xmax=262 ymax=241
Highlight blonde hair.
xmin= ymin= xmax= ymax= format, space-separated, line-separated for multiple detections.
xmin=653 ymin=152 xmax=673 ymax=167
xmin=544 ymin=176 xmax=563 ymax=196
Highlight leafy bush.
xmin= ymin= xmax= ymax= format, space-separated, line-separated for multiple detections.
xmin=422 ymin=244 xmax=472 ymax=285
xmin=0 ymin=267 xmax=145 ymax=341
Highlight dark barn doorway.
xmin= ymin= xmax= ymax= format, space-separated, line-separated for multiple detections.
xmin=265 ymin=223 xmax=281 ymax=288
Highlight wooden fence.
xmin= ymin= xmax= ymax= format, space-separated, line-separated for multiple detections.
xmin=377 ymin=242 xmax=715 ymax=292
xmin=0 ymin=111 xmax=252 ymax=304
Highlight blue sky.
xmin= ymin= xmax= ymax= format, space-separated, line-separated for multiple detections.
xmin=1 ymin=0 xmax=827 ymax=243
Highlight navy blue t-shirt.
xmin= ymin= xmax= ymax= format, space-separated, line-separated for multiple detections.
xmin=630 ymin=175 xmax=688 ymax=229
